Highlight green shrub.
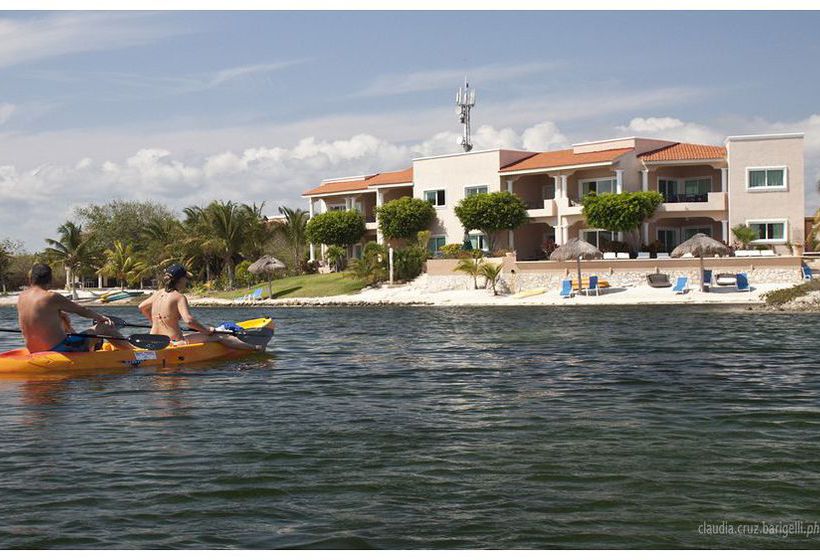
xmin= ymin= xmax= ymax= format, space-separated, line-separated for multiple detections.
xmin=764 ymin=279 xmax=820 ymax=307
xmin=306 ymin=210 xmax=366 ymax=247
xmin=325 ymin=245 xmax=346 ymax=272
xmin=582 ymin=191 xmax=663 ymax=234
xmin=439 ymin=243 xmax=466 ymax=259
xmin=454 ymin=191 xmax=529 ymax=251
xmin=376 ymin=197 xmax=436 ymax=241
xmin=234 ymin=260 xmax=254 ymax=287
xmin=351 ymin=242 xmax=388 ymax=285
xmin=394 ymin=245 xmax=426 ymax=282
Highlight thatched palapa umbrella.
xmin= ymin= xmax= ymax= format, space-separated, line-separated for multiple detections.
xmin=549 ymin=238 xmax=603 ymax=291
xmin=670 ymin=233 xmax=729 ymax=291
xmin=248 ymin=255 xmax=286 ymax=298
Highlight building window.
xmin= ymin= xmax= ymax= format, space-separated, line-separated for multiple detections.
xmin=581 ymin=229 xmax=615 ymax=249
xmin=682 ymin=226 xmax=713 ymax=240
xmin=657 ymin=229 xmax=677 ymax=253
xmin=747 ymin=220 xmax=787 ymax=243
xmin=747 ymin=167 xmax=787 ymax=191
xmin=327 ymin=203 xmax=347 ymax=212
xmin=684 ymin=178 xmax=711 ymax=197
xmin=467 ymin=233 xmax=487 ymax=251
xmin=427 ymin=236 xmax=446 ymax=254
xmin=424 ymin=189 xmax=446 ymax=206
xmin=658 ymin=179 xmax=679 ymax=202
xmin=464 ymin=185 xmax=488 ymax=197
xmin=580 ymin=178 xmax=616 ymax=196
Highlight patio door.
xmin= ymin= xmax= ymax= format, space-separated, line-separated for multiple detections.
xmin=658 ymin=179 xmax=678 ymax=202
xmin=657 ymin=229 xmax=677 ymax=253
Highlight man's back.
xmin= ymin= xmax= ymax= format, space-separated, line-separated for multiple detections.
xmin=17 ymin=287 xmax=67 ymax=353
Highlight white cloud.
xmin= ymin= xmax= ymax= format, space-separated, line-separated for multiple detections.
xmin=617 ymin=116 xmax=724 ymax=145
xmin=356 ymin=62 xmax=559 ymax=97
xmin=206 ymin=61 xmax=305 ymax=89
xmin=522 ymin=121 xmax=567 ymax=151
xmin=0 ymin=102 xmax=15 ymax=124
xmin=0 ymin=13 xmax=184 ymax=69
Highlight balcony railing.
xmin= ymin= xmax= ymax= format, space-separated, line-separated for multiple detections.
xmin=662 ymin=193 xmax=710 ymax=203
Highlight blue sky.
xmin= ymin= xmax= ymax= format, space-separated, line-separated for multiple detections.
xmin=1 ymin=11 xmax=819 ymax=248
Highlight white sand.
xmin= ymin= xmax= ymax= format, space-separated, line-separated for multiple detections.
xmin=1 ymin=282 xmax=790 ymax=308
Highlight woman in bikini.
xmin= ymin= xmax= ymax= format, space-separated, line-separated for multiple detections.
xmin=139 ymin=264 xmax=260 ymax=351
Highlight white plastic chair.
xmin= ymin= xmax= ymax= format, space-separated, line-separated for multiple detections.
xmin=603 ymin=252 xmax=617 ymax=260
xmin=616 ymin=252 xmax=630 ymax=259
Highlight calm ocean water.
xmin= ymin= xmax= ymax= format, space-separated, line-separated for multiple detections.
xmin=0 ymin=305 xmax=818 ymax=549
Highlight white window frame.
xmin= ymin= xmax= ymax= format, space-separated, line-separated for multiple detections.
xmin=579 ymin=228 xmax=616 ymax=249
xmin=467 ymin=232 xmax=488 ymax=252
xmin=745 ymin=219 xmax=789 ymax=244
xmin=746 ymin=166 xmax=788 ymax=192
xmin=657 ymin=177 xmax=680 ymax=199
xmin=682 ymin=176 xmax=713 ymax=196
xmin=423 ymin=189 xmax=446 ymax=207
xmin=656 ymin=228 xmax=678 ymax=251
xmin=327 ymin=203 xmax=347 ymax=212
xmin=427 ymin=235 xmax=446 ymax=253
xmin=464 ymin=184 xmax=488 ymax=197
xmin=580 ymin=176 xmax=617 ymax=196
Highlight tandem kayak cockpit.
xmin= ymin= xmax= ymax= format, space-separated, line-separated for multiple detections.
xmin=0 ymin=317 xmax=274 ymax=375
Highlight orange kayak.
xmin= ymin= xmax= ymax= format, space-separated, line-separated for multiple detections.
xmin=0 ymin=318 xmax=274 ymax=376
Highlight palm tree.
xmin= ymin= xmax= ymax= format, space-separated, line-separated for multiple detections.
xmin=98 ymin=241 xmax=144 ymax=289
xmin=325 ymin=245 xmax=346 ymax=273
xmin=181 ymin=205 xmax=225 ymax=284
xmin=44 ymin=221 xmax=96 ymax=299
xmin=275 ymin=206 xmax=309 ymax=273
xmin=241 ymin=202 xmax=270 ymax=261
xmin=454 ymin=252 xmax=483 ymax=289
xmin=479 ymin=261 xmax=503 ymax=295
xmin=731 ymin=224 xmax=758 ymax=249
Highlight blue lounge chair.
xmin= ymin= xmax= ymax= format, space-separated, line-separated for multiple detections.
xmin=559 ymin=279 xmax=574 ymax=298
xmin=736 ymin=273 xmax=751 ymax=292
xmin=672 ymin=276 xmax=688 ymax=295
xmin=235 ymin=287 xmax=264 ymax=303
xmin=583 ymin=275 xmax=600 ymax=296
xmin=702 ymin=269 xmax=713 ymax=288
xmin=802 ymin=263 xmax=814 ymax=281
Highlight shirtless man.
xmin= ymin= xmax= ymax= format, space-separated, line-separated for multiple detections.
xmin=138 ymin=263 xmax=259 ymax=351
xmin=17 ymin=263 xmax=130 ymax=353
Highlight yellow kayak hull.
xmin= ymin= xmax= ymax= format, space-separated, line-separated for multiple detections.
xmin=0 ymin=318 xmax=274 ymax=376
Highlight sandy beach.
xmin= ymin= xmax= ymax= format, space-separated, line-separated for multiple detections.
xmin=0 ymin=278 xmax=796 ymax=309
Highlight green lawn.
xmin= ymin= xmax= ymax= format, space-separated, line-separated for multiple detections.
xmin=207 ymin=272 xmax=366 ymax=300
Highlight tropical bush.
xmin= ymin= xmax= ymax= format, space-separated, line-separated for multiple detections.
xmin=394 ymin=245 xmax=426 ymax=282
xmin=582 ymin=191 xmax=663 ymax=235
xmin=351 ymin=242 xmax=388 ymax=285
xmin=541 ymin=241 xmax=559 ymax=259
xmin=454 ymin=191 xmax=529 ymax=251
xmin=439 ymin=243 xmax=467 ymax=259
xmin=731 ymin=224 xmax=758 ymax=249
xmin=479 ymin=261 xmax=504 ymax=295
xmin=234 ymin=260 xmax=254 ymax=288
xmin=454 ymin=252 xmax=483 ymax=289
xmin=324 ymin=245 xmax=347 ymax=272
xmin=376 ymin=197 xmax=436 ymax=242
xmin=764 ymin=279 xmax=820 ymax=307
xmin=306 ymin=210 xmax=366 ymax=249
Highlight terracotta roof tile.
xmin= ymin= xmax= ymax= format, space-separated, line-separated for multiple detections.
xmin=639 ymin=142 xmax=726 ymax=162
xmin=303 ymin=177 xmax=373 ymax=196
xmin=367 ymin=167 xmax=413 ymax=186
xmin=500 ymin=147 xmax=633 ymax=173
xmin=304 ymin=167 xmax=414 ymax=196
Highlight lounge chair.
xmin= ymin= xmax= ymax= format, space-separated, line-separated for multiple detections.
xmin=559 ymin=278 xmax=574 ymax=298
xmin=647 ymin=273 xmax=672 ymax=288
xmin=656 ymin=252 xmax=671 ymax=259
xmin=702 ymin=269 xmax=713 ymax=288
xmin=583 ymin=275 xmax=601 ymax=296
xmin=672 ymin=276 xmax=689 ymax=295
xmin=802 ymin=263 xmax=814 ymax=281
xmin=760 ymin=249 xmax=776 ymax=256
xmin=637 ymin=252 xmax=651 ymax=259
xmin=736 ymin=273 xmax=751 ymax=292
xmin=716 ymin=273 xmax=737 ymax=287
xmin=235 ymin=287 xmax=264 ymax=303
xmin=735 ymin=250 xmax=755 ymax=257
xmin=616 ymin=252 xmax=630 ymax=259
xmin=603 ymin=252 xmax=617 ymax=260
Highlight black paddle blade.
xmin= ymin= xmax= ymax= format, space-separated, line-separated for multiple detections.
xmin=127 ymin=334 xmax=171 ymax=350
xmin=234 ymin=328 xmax=274 ymax=348
xmin=106 ymin=315 xmax=129 ymax=328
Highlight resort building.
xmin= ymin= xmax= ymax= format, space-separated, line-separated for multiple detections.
xmin=303 ymin=132 xmax=805 ymax=260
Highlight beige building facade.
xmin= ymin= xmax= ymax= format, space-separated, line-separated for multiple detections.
xmin=303 ymin=132 xmax=805 ymax=260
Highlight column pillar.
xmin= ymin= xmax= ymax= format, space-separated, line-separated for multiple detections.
xmin=643 ymin=223 xmax=650 ymax=245
xmin=721 ymin=168 xmax=728 ymax=192
xmin=508 ymin=230 xmax=514 ymax=250
xmin=615 ymin=170 xmax=624 ymax=194
xmin=641 ymin=169 xmax=649 ymax=192
xmin=506 ymin=178 xmax=514 ymax=193
xmin=98 ymin=274 xmax=103 ymax=289
xmin=722 ymin=220 xmax=729 ymax=243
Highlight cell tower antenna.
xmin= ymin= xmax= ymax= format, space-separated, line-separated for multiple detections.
xmin=455 ymin=77 xmax=476 ymax=152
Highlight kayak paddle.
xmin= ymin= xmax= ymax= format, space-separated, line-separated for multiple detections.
xmin=0 ymin=328 xmax=171 ymax=351
xmin=104 ymin=315 xmax=273 ymax=348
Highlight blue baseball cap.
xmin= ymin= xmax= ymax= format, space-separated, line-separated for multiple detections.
xmin=165 ymin=263 xmax=191 ymax=280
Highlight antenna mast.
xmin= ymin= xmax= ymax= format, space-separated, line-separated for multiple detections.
xmin=455 ymin=78 xmax=476 ymax=152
